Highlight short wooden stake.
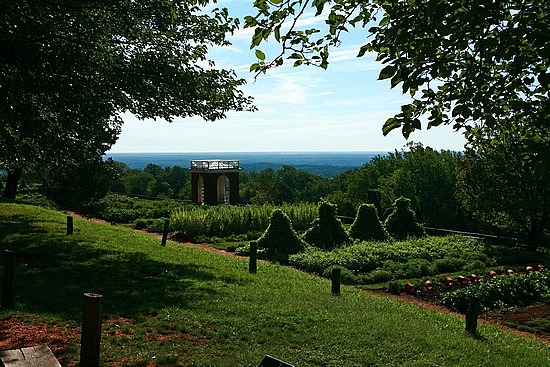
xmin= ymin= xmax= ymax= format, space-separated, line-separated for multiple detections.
xmin=2 ymin=250 xmax=16 ymax=308
xmin=67 ymin=215 xmax=74 ymax=235
xmin=161 ymin=219 xmax=170 ymax=247
xmin=465 ymin=295 xmax=481 ymax=335
xmin=80 ymin=293 xmax=103 ymax=367
xmin=331 ymin=268 xmax=341 ymax=296
xmin=249 ymin=241 xmax=257 ymax=274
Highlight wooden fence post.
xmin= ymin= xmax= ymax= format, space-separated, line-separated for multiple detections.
xmin=2 ymin=250 xmax=16 ymax=308
xmin=161 ymin=219 xmax=170 ymax=247
xmin=465 ymin=295 xmax=481 ymax=335
xmin=249 ymin=241 xmax=257 ymax=274
xmin=67 ymin=215 xmax=73 ymax=235
xmin=331 ymin=268 xmax=341 ymax=296
xmin=80 ymin=293 xmax=103 ymax=367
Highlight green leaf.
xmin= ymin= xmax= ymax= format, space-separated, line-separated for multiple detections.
xmin=378 ymin=65 xmax=397 ymax=80
xmin=357 ymin=45 xmax=369 ymax=58
xmin=274 ymin=25 xmax=281 ymax=43
xmin=255 ymin=49 xmax=266 ymax=60
xmin=382 ymin=117 xmax=401 ymax=136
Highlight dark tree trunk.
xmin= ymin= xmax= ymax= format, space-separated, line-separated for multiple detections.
xmin=2 ymin=168 xmax=22 ymax=199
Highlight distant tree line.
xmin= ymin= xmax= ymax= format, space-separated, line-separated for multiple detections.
xmin=1 ymin=142 xmax=547 ymax=245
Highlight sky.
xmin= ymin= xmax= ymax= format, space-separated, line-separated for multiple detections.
xmin=108 ymin=1 xmax=466 ymax=153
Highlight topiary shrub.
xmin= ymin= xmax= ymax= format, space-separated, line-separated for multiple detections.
xmin=302 ymin=200 xmax=351 ymax=251
xmin=257 ymin=209 xmax=306 ymax=263
xmin=349 ymin=203 xmax=388 ymax=241
xmin=384 ymin=197 xmax=426 ymax=240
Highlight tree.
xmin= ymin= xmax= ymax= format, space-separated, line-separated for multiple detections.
xmin=457 ymin=121 xmax=549 ymax=244
xmin=1 ymin=0 xmax=254 ymax=198
xmin=246 ymin=0 xmax=548 ymax=141
xmin=380 ymin=143 xmax=468 ymax=229
xmin=41 ymin=157 xmax=115 ymax=211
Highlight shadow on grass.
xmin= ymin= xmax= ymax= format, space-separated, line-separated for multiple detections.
xmin=0 ymin=212 xmax=241 ymax=322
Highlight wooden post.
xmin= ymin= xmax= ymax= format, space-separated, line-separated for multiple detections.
xmin=161 ymin=219 xmax=170 ymax=247
xmin=249 ymin=241 xmax=257 ymax=274
xmin=80 ymin=293 xmax=103 ymax=367
xmin=67 ymin=215 xmax=74 ymax=235
xmin=465 ymin=295 xmax=481 ymax=335
xmin=2 ymin=250 xmax=16 ymax=308
xmin=331 ymin=268 xmax=341 ymax=296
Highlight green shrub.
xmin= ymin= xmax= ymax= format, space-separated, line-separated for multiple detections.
xmin=386 ymin=280 xmax=404 ymax=295
xmin=442 ymin=271 xmax=550 ymax=313
xmin=289 ymin=235 xmax=488 ymax=278
xmin=363 ymin=269 xmax=393 ymax=284
xmin=402 ymin=258 xmax=436 ymax=278
xmin=384 ymin=197 xmax=426 ymax=240
xmin=462 ymin=259 xmax=487 ymax=274
xmin=302 ymin=200 xmax=350 ymax=250
xmin=322 ymin=265 xmax=356 ymax=285
xmin=257 ymin=209 xmax=306 ymax=263
xmin=134 ymin=218 xmax=149 ymax=230
xmin=434 ymin=257 xmax=467 ymax=273
xmin=147 ymin=218 xmax=170 ymax=233
xmin=349 ymin=203 xmax=388 ymax=241
xmin=381 ymin=259 xmax=435 ymax=279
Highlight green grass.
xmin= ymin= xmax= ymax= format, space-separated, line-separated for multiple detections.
xmin=0 ymin=201 xmax=548 ymax=366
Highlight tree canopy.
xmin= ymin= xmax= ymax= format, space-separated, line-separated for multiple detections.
xmin=245 ymin=0 xmax=548 ymax=242
xmin=1 ymin=0 xmax=254 ymax=198
xmin=245 ymin=0 xmax=549 ymax=140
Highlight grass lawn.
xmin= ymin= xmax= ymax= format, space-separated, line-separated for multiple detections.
xmin=0 ymin=201 xmax=548 ymax=366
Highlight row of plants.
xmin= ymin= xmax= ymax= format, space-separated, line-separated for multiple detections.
xmin=441 ymin=270 xmax=550 ymax=313
xmin=233 ymin=198 xmax=441 ymax=268
xmin=288 ymin=235 xmax=489 ymax=278
xmin=171 ymin=202 xmax=318 ymax=241
xmin=93 ymin=194 xmax=184 ymax=224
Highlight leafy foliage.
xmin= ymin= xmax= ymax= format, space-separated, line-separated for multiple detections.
xmin=302 ymin=200 xmax=350 ymax=250
xmin=457 ymin=122 xmax=550 ymax=243
xmin=240 ymin=166 xmax=332 ymax=205
xmin=1 ymin=0 xmax=253 ymax=198
xmin=289 ymin=235 xmax=487 ymax=275
xmin=257 ymin=209 xmax=306 ymax=263
xmin=40 ymin=158 xmax=116 ymax=211
xmin=246 ymin=0 xmax=548 ymax=141
xmin=442 ymin=271 xmax=550 ymax=313
xmin=384 ymin=197 xmax=426 ymax=240
xmin=94 ymin=194 xmax=183 ymax=224
xmin=245 ymin=1 xmax=549 ymax=243
xmin=171 ymin=202 xmax=317 ymax=242
xmin=332 ymin=144 xmax=471 ymax=230
xmin=349 ymin=203 xmax=388 ymax=241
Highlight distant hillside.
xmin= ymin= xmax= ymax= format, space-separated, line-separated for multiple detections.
xmin=243 ymin=163 xmax=357 ymax=177
xmin=105 ymin=151 xmax=384 ymax=178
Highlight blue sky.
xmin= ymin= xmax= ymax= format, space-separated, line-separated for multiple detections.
xmin=109 ymin=1 xmax=466 ymax=153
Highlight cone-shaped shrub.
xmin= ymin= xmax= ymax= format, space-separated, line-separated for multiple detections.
xmin=302 ymin=200 xmax=350 ymax=250
xmin=349 ymin=203 xmax=388 ymax=241
xmin=257 ymin=209 xmax=306 ymax=263
xmin=384 ymin=197 xmax=426 ymax=240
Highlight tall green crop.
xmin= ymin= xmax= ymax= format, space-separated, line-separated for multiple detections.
xmin=171 ymin=203 xmax=317 ymax=241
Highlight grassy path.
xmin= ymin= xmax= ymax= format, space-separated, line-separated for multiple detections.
xmin=0 ymin=201 xmax=548 ymax=366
